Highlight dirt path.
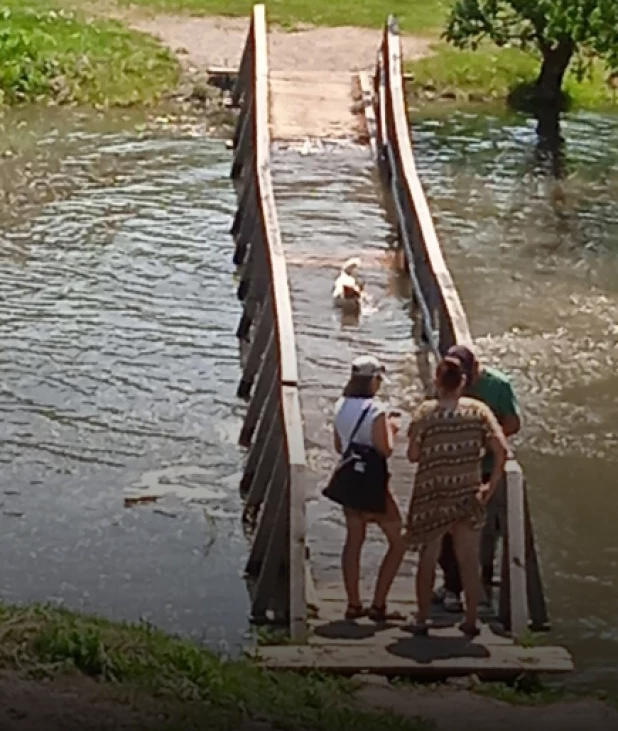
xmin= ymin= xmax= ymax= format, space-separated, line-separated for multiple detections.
xmin=124 ymin=14 xmax=433 ymax=73
xmin=0 ymin=668 xmax=615 ymax=731
xmin=353 ymin=679 xmax=618 ymax=731
xmin=118 ymin=12 xmax=434 ymax=140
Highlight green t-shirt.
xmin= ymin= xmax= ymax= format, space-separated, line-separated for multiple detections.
xmin=466 ymin=366 xmax=520 ymax=475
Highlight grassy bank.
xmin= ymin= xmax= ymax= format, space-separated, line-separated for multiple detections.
xmin=0 ymin=602 xmax=617 ymax=730
xmin=0 ymin=602 xmax=430 ymax=731
xmin=0 ymin=0 xmax=179 ymax=106
xmin=404 ymin=43 xmax=616 ymax=110
xmin=117 ymin=0 xmax=448 ymax=34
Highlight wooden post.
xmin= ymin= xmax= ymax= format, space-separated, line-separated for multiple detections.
xmin=282 ymin=385 xmax=308 ymax=641
xmin=505 ymin=460 xmax=528 ymax=637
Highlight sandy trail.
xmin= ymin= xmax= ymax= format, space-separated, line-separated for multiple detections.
xmin=125 ymin=14 xmax=432 ymax=72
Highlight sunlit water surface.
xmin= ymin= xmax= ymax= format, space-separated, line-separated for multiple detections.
xmin=1 ymin=107 xmax=617 ymax=689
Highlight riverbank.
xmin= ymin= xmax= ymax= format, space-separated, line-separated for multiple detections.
xmin=0 ymin=0 xmax=181 ymax=106
xmin=3 ymin=1 xmax=615 ymax=113
xmin=117 ymin=0 xmax=615 ymax=112
xmin=0 ymin=603 xmax=616 ymax=731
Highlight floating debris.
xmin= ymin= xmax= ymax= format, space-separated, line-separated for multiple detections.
xmin=124 ymin=494 xmax=161 ymax=508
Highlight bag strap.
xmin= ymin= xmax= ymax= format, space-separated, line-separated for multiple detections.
xmin=343 ymin=401 xmax=372 ymax=457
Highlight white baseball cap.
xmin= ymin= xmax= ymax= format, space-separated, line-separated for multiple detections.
xmin=351 ymin=354 xmax=388 ymax=381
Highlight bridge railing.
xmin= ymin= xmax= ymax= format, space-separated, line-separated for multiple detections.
xmin=373 ymin=16 xmax=548 ymax=637
xmin=229 ymin=3 xmax=307 ymax=641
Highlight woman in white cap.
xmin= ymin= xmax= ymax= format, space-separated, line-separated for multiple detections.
xmin=330 ymin=354 xmax=404 ymax=621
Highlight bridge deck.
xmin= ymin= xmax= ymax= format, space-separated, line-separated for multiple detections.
xmin=269 ymin=71 xmax=363 ymax=141
xmin=232 ymin=4 xmax=573 ymax=681
xmin=257 ymin=582 xmax=572 ymax=677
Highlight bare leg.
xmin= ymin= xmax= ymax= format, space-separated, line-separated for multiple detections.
xmin=371 ymin=516 xmax=406 ymax=611
xmin=452 ymin=521 xmax=481 ymax=630
xmin=415 ymin=534 xmax=443 ymax=624
xmin=342 ymin=510 xmax=366 ymax=610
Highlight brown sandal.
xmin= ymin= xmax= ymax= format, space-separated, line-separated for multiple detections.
xmin=367 ymin=605 xmax=406 ymax=622
xmin=410 ymin=621 xmax=429 ymax=636
xmin=458 ymin=621 xmax=481 ymax=637
xmin=344 ymin=604 xmax=367 ymax=620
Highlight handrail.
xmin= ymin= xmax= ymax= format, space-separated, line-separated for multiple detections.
xmin=229 ymin=4 xmax=307 ymax=641
xmin=373 ymin=16 xmax=548 ymax=637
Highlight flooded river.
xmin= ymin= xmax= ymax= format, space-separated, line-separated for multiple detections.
xmin=0 ymin=106 xmax=617 ymax=689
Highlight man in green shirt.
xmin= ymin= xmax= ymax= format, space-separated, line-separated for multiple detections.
xmin=433 ymin=344 xmax=522 ymax=612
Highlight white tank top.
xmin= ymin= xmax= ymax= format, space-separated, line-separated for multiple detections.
xmin=334 ymin=396 xmax=386 ymax=451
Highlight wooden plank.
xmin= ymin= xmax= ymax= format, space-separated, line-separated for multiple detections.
xmin=231 ymin=5 xmax=310 ymax=641
xmin=269 ymin=71 xmax=361 ymax=141
xmin=251 ymin=643 xmax=574 ymax=678
xmin=306 ymin=563 xmax=320 ymax=614
xmin=523 ymin=484 xmax=550 ymax=629
xmin=282 ymin=385 xmax=308 ymax=641
xmin=505 ymin=459 xmax=528 ymax=637
xmin=230 ymin=19 xmax=252 ymax=107
xmin=253 ymin=5 xmax=299 ymax=386
xmin=357 ymin=72 xmax=377 ymax=157
xmin=383 ymin=20 xmax=471 ymax=349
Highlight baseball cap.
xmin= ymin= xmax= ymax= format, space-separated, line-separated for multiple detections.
xmin=351 ymin=354 xmax=387 ymax=381
xmin=445 ymin=344 xmax=477 ymax=382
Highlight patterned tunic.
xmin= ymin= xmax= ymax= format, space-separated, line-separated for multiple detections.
xmin=404 ymin=396 xmax=502 ymax=547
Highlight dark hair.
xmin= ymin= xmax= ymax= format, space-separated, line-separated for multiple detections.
xmin=343 ymin=374 xmax=375 ymax=398
xmin=436 ymin=356 xmax=465 ymax=393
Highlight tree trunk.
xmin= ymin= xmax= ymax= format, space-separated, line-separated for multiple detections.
xmin=536 ymin=40 xmax=575 ymax=107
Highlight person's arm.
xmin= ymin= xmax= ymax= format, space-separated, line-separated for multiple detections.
xmin=372 ymin=412 xmax=394 ymax=458
xmin=333 ymin=428 xmax=342 ymax=455
xmin=479 ymin=406 xmax=509 ymax=503
xmin=406 ymin=406 xmax=424 ymax=462
xmin=498 ymin=380 xmax=521 ymax=437
xmin=333 ymin=397 xmax=344 ymax=454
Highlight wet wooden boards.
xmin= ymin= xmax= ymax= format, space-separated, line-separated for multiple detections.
xmin=251 ymin=580 xmax=574 ymax=680
xmin=252 ymin=641 xmax=574 ymax=679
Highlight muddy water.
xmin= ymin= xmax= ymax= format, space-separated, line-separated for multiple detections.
xmin=410 ymin=109 xmax=618 ymax=691
xmin=0 ymin=109 xmax=249 ymax=650
xmin=1 ymin=107 xmax=617 ymax=689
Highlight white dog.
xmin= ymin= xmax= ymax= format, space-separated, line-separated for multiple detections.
xmin=332 ymin=257 xmax=363 ymax=311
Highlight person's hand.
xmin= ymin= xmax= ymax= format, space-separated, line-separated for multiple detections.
xmin=476 ymin=484 xmax=492 ymax=505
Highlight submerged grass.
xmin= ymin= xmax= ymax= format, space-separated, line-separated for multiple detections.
xmin=0 ymin=0 xmax=179 ymax=106
xmin=0 ymin=602 xmax=431 ymax=731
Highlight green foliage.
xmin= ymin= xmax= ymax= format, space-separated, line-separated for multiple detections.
xmin=0 ymin=2 xmax=179 ymax=106
xmin=444 ymin=1 xmax=618 ymax=72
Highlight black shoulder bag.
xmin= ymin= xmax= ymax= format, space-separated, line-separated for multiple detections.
xmin=322 ymin=402 xmax=389 ymax=514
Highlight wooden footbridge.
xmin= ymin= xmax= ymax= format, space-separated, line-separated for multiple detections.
xmin=227 ymin=5 xmax=573 ymax=679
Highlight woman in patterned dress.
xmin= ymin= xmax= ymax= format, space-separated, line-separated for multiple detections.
xmin=405 ymin=355 xmax=508 ymax=636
